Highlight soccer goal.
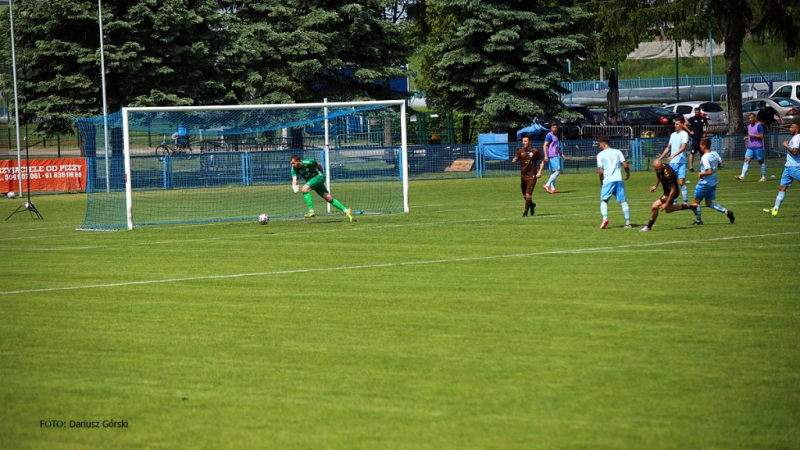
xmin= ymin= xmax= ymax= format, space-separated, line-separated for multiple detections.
xmin=73 ymin=100 xmax=409 ymax=230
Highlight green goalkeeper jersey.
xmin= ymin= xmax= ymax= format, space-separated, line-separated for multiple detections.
xmin=291 ymin=159 xmax=322 ymax=181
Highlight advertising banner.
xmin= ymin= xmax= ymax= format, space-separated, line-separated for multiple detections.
xmin=1 ymin=158 xmax=87 ymax=192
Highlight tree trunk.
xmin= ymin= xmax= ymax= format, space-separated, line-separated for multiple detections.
xmin=461 ymin=115 xmax=471 ymax=144
xmin=724 ymin=8 xmax=746 ymax=135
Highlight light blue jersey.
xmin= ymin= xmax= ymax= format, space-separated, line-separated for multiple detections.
xmin=699 ymin=151 xmax=723 ymax=186
xmin=668 ymin=130 xmax=689 ymax=165
xmin=597 ymin=148 xmax=626 ymax=184
xmin=786 ymin=134 xmax=800 ymax=167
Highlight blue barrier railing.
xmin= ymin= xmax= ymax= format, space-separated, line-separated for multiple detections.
xmin=476 ymin=133 xmax=792 ymax=178
xmin=563 ymin=71 xmax=800 ymax=92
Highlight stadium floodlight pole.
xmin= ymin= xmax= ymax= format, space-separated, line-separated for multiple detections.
xmin=7 ymin=0 xmax=23 ymax=197
xmin=98 ymin=0 xmax=110 ymax=192
xmin=709 ymin=31 xmax=714 ymax=102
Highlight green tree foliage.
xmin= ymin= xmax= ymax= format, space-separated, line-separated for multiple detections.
xmin=579 ymin=0 xmax=800 ymax=134
xmin=0 ymin=0 xmax=225 ymax=136
xmin=216 ymin=0 xmax=411 ymax=104
xmin=1 ymin=0 xmax=411 ymax=136
xmin=416 ymin=0 xmax=592 ymax=128
xmin=669 ymin=0 xmax=800 ymax=134
xmin=573 ymin=0 xmax=650 ymax=78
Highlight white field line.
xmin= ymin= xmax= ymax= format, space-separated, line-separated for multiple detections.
xmin=0 ymin=184 xmax=782 ymax=240
xmin=0 ymin=214 xmax=595 ymax=251
xmin=0 ymin=196 xmax=770 ymax=243
xmin=1 ymin=231 xmax=798 ymax=296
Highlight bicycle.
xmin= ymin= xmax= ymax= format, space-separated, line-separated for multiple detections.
xmin=155 ymin=133 xmax=194 ymax=161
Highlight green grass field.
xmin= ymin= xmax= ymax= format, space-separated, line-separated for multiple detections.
xmin=2 ymin=171 xmax=799 ymax=449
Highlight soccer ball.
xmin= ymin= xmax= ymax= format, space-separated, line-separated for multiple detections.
xmin=258 ymin=213 xmax=269 ymax=225
xmin=6 ymin=192 xmax=15 ymax=199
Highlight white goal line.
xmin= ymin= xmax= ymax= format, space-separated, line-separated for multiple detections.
xmin=1 ymin=231 xmax=797 ymax=296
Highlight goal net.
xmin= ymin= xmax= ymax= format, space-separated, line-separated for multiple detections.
xmin=73 ymin=101 xmax=408 ymax=230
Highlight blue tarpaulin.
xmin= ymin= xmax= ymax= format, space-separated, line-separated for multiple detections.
xmin=477 ymin=133 xmax=512 ymax=161
xmin=516 ymin=120 xmax=548 ymax=142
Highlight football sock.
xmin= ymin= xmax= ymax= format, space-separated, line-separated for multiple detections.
xmin=330 ymin=198 xmax=347 ymax=212
xmin=681 ymin=185 xmax=688 ymax=203
xmin=621 ymin=202 xmax=630 ymax=222
xmin=761 ymin=163 xmax=767 ymax=179
xmin=775 ymin=191 xmax=786 ymax=209
xmin=647 ymin=218 xmax=656 ymax=228
xmin=710 ymin=202 xmax=727 ymax=214
xmin=740 ymin=162 xmax=749 ymax=177
xmin=600 ymin=201 xmax=608 ymax=219
xmin=524 ymin=198 xmax=532 ymax=215
xmin=547 ymin=172 xmax=558 ymax=188
xmin=303 ymin=192 xmax=314 ymax=210
xmin=695 ymin=204 xmax=702 ymax=221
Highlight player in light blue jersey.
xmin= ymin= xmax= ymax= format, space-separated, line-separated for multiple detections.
xmin=658 ymin=118 xmax=690 ymax=203
xmin=691 ymin=138 xmax=735 ymax=225
xmin=764 ymin=122 xmax=800 ymax=216
xmin=597 ymin=136 xmax=631 ymax=229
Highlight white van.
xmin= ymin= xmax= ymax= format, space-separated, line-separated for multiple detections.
xmin=770 ymin=82 xmax=800 ymax=103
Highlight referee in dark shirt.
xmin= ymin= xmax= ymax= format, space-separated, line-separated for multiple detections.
xmin=756 ymin=100 xmax=785 ymax=131
xmin=684 ymin=108 xmax=709 ymax=172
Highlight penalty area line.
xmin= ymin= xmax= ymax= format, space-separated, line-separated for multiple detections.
xmin=1 ymin=231 xmax=798 ymax=296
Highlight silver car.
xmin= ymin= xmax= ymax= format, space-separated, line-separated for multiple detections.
xmin=741 ymin=97 xmax=800 ymax=125
xmin=663 ymin=101 xmax=728 ymax=126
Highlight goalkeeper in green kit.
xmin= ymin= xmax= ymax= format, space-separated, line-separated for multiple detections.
xmin=290 ymin=155 xmax=354 ymax=222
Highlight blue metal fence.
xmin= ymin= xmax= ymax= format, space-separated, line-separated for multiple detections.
xmin=469 ymin=132 xmax=793 ymax=179
xmin=564 ymin=71 xmax=800 ymax=92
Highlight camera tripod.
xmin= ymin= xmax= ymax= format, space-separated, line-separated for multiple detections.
xmin=6 ymin=136 xmax=43 ymax=221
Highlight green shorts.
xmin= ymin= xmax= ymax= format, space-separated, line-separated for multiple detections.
xmin=306 ymin=175 xmax=328 ymax=195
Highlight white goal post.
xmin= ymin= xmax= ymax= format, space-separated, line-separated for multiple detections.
xmin=119 ymin=100 xmax=409 ymax=230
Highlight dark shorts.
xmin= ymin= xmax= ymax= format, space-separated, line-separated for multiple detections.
xmin=690 ymin=138 xmax=702 ymax=154
xmin=520 ymin=176 xmax=537 ymax=197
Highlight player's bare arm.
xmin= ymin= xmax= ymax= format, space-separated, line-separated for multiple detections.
xmin=598 ymin=168 xmax=605 ymax=186
xmin=622 ymin=161 xmax=630 ymax=180
xmin=650 ymin=177 xmax=661 ymax=192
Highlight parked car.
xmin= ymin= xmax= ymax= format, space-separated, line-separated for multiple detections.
xmin=741 ymin=97 xmax=800 ymax=125
xmin=534 ymin=104 xmax=598 ymax=139
xmin=619 ymin=106 xmax=684 ymax=126
xmin=770 ymin=82 xmax=800 ymax=103
xmin=662 ymin=101 xmax=728 ymax=126
xmin=589 ymin=109 xmax=631 ymax=126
